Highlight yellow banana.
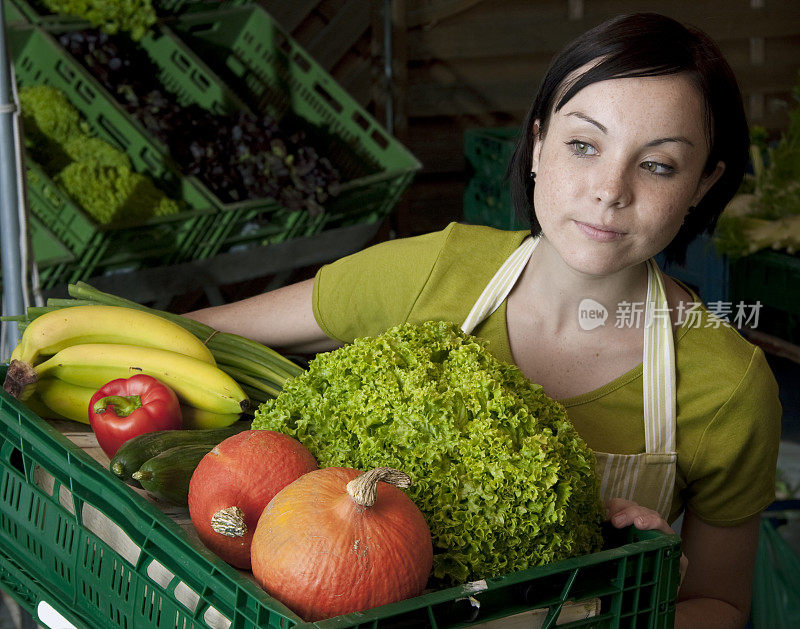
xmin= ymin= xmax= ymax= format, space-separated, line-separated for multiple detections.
xmin=10 ymin=305 xmax=215 ymax=366
xmin=34 ymin=343 xmax=249 ymax=415
xmin=35 ymin=378 xmax=95 ymax=424
xmin=180 ymin=406 xmax=241 ymax=429
xmin=24 ymin=391 xmax=71 ymax=422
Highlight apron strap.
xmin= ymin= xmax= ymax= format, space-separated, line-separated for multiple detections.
xmin=461 ymin=236 xmax=539 ymax=335
xmin=642 ymin=258 xmax=677 ymax=455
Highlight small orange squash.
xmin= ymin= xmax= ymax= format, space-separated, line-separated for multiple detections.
xmin=188 ymin=430 xmax=317 ymax=569
xmin=251 ymin=466 xmax=433 ymax=622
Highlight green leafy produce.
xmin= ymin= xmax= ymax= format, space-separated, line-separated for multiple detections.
xmin=18 ymin=85 xmax=84 ymax=146
xmin=252 ymin=320 xmax=604 ymax=585
xmin=18 ymin=85 xmax=181 ymax=225
xmin=715 ymin=76 xmax=800 ymax=258
xmin=55 ymin=162 xmax=180 ymax=224
xmin=41 ymin=0 xmax=157 ymax=40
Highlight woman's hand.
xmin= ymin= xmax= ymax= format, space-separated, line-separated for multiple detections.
xmin=605 ymin=498 xmax=689 ymax=584
xmin=605 ymin=497 xmax=675 ymax=534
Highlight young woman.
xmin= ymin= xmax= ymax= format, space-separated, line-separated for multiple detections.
xmin=188 ymin=13 xmax=781 ymax=627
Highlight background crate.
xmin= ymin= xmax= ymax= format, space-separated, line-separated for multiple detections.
xmin=655 ymin=232 xmax=731 ymax=306
xmin=7 ymin=25 xmax=217 ymax=288
xmin=463 ymin=127 xmax=527 ymax=231
xmin=154 ymin=0 xmax=247 ymax=16
xmin=43 ymin=14 xmax=345 ymax=257
xmin=0 ymin=364 xmax=681 ymax=629
xmin=2 ymin=0 xmax=28 ymax=24
xmin=730 ymin=250 xmax=800 ymax=345
xmin=166 ymin=4 xmax=421 ymax=257
xmin=464 ymin=127 xmax=518 ymax=181
xmin=464 ymin=175 xmax=527 ymax=231
xmin=24 ymin=161 xmax=214 ymax=288
xmin=0 ymin=213 xmax=75 ymax=291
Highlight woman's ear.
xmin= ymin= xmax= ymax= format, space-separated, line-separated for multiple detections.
xmin=531 ymin=120 xmax=543 ymax=172
xmin=692 ymin=161 xmax=725 ymax=206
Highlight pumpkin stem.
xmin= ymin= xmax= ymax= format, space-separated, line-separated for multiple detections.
xmin=346 ymin=467 xmax=412 ymax=507
xmin=211 ymin=506 xmax=247 ymax=537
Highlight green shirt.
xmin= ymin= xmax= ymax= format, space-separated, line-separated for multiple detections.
xmin=313 ymin=222 xmax=782 ymax=525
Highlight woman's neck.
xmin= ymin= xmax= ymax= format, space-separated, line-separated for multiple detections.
xmin=517 ymin=235 xmax=650 ymax=336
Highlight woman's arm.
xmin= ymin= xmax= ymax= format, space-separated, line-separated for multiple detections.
xmin=675 ymin=510 xmax=759 ymax=628
xmin=184 ymin=278 xmax=342 ymax=354
xmin=608 ymin=500 xmax=759 ymax=628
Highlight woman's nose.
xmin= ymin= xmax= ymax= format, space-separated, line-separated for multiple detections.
xmin=593 ymin=165 xmax=632 ymax=209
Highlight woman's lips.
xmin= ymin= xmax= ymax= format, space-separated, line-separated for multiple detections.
xmin=574 ymin=220 xmax=626 ymax=242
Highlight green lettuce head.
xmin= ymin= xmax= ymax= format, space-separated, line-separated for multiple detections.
xmin=253 ymin=320 xmax=604 ymax=585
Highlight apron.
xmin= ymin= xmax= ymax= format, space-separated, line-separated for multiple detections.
xmin=461 ymin=236 xmax=678 ymax=520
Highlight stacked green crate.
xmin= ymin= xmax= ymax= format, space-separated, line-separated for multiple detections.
xmin=730 ymin=251 xmax=800 ymax=344
xmin=166 ymin=4 xmax=422 ymax=258
xmin=7 ymin=26 xmax=215 ymax=288
xmin=463 ymin=127 xmax=527 ymax=231
xmin=2 ymin=0 xmax=29 ymax=24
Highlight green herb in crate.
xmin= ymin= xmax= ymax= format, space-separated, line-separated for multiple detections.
xmin=18 ymin=84 xmax=181 ymax=226
xmin=40 ymin=0 xmax=157 ymax=40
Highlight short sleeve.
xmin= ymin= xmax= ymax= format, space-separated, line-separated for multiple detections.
xmin=684 ymin=346 xmax=782 ymax=525
xmin=312 ymin=224 xmax=457 ymax=343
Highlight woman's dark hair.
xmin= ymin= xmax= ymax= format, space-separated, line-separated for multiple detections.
xmin=508 ymin=12 xmax=749 ymax=265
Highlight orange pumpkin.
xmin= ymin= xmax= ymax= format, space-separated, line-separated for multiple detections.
xmin=251 ymin=467 xmax=433 ymax=622
xmin=188 ymin=430 xmax=317 ymax=569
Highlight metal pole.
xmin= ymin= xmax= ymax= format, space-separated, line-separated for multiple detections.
xmin=0 ymin=1 xmax=24 ymax=354
xmin=383 ymin=0 xmax=394 ymax=135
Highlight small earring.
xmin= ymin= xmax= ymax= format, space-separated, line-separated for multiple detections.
xmin=526 ymin=171 xmax=536 ymax=198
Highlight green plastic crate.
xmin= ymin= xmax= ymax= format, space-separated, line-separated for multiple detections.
xmin=464 ymin=174 xmax=528 ymax=231
xmin=41 ymin=16 xmax=336 ymax=256
xmin=463 ymin=128 xmax=527 ymax=232
xmin=24 ymin=161 xmax=215 ymax=288
xmin=2 ymin=0 xmax=29 ymax=23
xmin=730 ymin=250 xmax=800 ymax=344
xmin=154 ymin=0 xmax=247 ymax=15
xmin=0 ymin=364 xmax=681 ymax=629
xmin=0 ymin=214 xmax=75 ymax=291
xmin=464 ymin=127 xmax=519 ymax=181
xmin=8 ymin=25 xmax=217 ymax=287
xmin=167 ymin=4 xmax=421 ymax=257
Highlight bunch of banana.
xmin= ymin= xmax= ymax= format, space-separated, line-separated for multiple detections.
xmin=3 ymin=305 xmax=248 ymax=428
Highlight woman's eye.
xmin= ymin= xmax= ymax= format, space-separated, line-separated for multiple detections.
xmin=642 ymin=161 xmax=674 ymax=176
xmin=566 ymin=140 xmax=597 ymax=156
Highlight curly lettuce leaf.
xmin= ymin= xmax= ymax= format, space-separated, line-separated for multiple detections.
xmin=253 ymin=320 xmax=604 ymax=585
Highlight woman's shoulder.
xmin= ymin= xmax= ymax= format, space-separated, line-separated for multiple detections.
xmin=673 ymin=296 xmax=777 ymax=403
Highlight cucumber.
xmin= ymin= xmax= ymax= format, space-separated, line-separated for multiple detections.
xmin=131 ymin=444 xmax=214 ymax=506
xmin=110 ymin=422 xmax=249 ymax=487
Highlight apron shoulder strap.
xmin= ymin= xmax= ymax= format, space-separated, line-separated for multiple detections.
xmin=642 ymin=258 xmax=677 ymax=454
xmin=461 ymin=236 xmax=538 ymax=335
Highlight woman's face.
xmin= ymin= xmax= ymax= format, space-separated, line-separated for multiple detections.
xmin=531 ymin=71 xmax=724 ymax=276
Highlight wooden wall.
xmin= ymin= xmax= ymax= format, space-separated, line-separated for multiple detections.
xmin=261 ymin=0 xmax=800 ymax=238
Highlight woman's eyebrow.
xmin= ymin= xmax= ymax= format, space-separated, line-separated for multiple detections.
xmin=645 ymin=136 xmax=695 ymax=148
xmin=565 ymin=111 xmax=607 ymax=133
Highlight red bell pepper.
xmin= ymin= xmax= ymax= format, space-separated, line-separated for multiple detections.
xmin=89 ymin=374 xmax=182 ymax=458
